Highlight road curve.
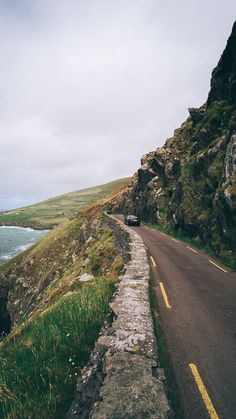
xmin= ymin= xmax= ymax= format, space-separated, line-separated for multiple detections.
xmin=119 ymin=221 xmax=236 ymax=419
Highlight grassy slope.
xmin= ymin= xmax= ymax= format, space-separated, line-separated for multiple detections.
xmin=0 ymin=186 xmax=127 ymax=418
xmin=0 ymin=178 xmax=130 ymax=229
xmin=0 ymin=179 xmax=130 ymax=419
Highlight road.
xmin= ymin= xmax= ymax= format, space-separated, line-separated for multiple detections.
xmin=124 ymin=222 xmax=236 ymax=419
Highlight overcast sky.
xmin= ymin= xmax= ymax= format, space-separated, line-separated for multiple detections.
xmin=0 ymin=0 xmax=235 ymax=209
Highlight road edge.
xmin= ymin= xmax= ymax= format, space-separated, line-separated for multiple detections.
xmin=67 ymin=213 xmax=171 ymax=418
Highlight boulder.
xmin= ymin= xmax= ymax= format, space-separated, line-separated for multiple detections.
xmin=79 ymin=273 xmax=94 ymax=283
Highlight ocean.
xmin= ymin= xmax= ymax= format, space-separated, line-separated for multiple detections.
xmin=0 ymin=226 xmax=49 ymax=264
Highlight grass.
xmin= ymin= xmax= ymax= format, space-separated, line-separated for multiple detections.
xmin=0 ymin=196 xmax=126 ymax=418
xmin=0 ymin=178 xmax=130 ymax=229
xmin=145 ymin=222 xmax=236 ymax=271
xmin=0 ymin=278 xmax=117 ymax=419
xmin=149 ymin=271 xmax=183 ymax=418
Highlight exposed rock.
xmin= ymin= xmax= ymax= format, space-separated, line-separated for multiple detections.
xmin=91 ymin=352 xmax=169 ymax=419
xmin=207 ymin=21 xmax=236 ymax=105
xmin=79 ymin=273 xmax=94 ymax=283
xmin=0 ymin=283 xmax=11 ymax=336
xmin=86 ymin=236 xmax=93 ymax=245
xmin=225 ymin=134 xmax=236 ymax=181
xmin=82 ymin=258 xmax=91 ymax=268
xmin=188 ymin=106 xmax=206 ymax=124
xmin=112 ymin=22 xmax=236 ymax=261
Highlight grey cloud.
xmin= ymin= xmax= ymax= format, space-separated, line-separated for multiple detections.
xmin=0 ymin=0 xmax=235 ymax=209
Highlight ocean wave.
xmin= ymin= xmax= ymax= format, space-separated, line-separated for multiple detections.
xmin=0 ymin=243 xmax=33 ymax=263
xmin=16 ymin=243 xmax=33 ymax=252
xmin=0 ymin=226 xmax=48 ymax=233
xmin=0 ymin=254 xmax=13 ymax=261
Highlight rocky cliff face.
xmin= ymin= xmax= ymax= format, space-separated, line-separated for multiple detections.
xmin=114 ymin=22 xmax=236 ymax=266
xmin=0 ymin=283 xmax=11 ymax=337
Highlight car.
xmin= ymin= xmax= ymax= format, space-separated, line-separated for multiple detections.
xmin=124 ymin=215 xmax=141 ymax=226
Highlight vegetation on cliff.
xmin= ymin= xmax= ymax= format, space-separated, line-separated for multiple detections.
xmin=114 ymin=22 xmax=236 ymax=269
xmin=0 ymin=184 xmax=126 ymax=417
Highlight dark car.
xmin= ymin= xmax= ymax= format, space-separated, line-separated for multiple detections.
xmin=124 ymin=215 xmax=141 ymax=226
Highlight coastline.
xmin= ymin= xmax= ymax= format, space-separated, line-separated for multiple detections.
xmin=0 ymin=226 xmax=50 ymax=265
xmin=0 ymin=221 xmax=53 ymax=231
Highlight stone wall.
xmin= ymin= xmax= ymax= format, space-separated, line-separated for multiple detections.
xmin=67 ymin=213 xmax=171 ymax=419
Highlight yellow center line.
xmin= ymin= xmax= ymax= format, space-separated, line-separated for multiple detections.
xmin=159 ymin=282 xmax=171 ymax=308
xmin=208 ymin=259 xmax=228 ymax=273
xmin=144 ymin=244 xmax=148 ymax=250
xmin=150 ymin=256 xmax=157 ymax=267
xmin=189 ymin=363 xmax=219 ymax=419
xmin=186 ymin=245 xmax=198 ymax=254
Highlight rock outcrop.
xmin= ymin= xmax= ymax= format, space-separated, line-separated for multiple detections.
xmin=114 ymin=22 xmax=236 ymax=267
xmin=0 ymin=280 xmax=11 ymax=337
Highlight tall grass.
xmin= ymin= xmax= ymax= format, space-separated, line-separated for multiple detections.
xmin=0 ymin=277 xmax=116 ymax=419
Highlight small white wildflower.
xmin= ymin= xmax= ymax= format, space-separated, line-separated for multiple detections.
xmin=66 ymin=333 xmax=70 ymax=337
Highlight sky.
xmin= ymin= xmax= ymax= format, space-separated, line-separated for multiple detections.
xmin=0 ymin=0 xmax=235 ymax=209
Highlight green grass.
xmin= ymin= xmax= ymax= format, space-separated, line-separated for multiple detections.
xmin=0 ymin=277 xmax=117 ymax=419
xmin=0 ymin=202 xmax=125 ymax=418
xmin=0 ymin=178 xmax=130 ymax=229
xmin=149 ymin=271 xmax=183 ymax=418
xmin=145 ymin=222 xmax=236 ymax=271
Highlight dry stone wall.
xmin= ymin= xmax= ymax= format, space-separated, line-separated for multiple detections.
xmin=67 ymin=214 xmax=171 ymax=419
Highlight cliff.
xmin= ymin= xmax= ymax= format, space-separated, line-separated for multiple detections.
xmin=0 ymin=188 xmax=127 ymax=417
xmin=114 ymin=22 xmax=236 ymax=267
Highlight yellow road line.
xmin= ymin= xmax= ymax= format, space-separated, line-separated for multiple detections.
xmin=208 ymin=259 xmax=228 ymax=273
xmin=159 ymin=282 xmax=171 ymax=308
xmin=186 ymin=245 xmax=198 ymax=254
xmin=144 ymin=244 xmax=148 ymax=250
xmin=189 ymin=363 xmax=219 ymax=419
xmin=150 ymin=256 xmax=157 ymax=267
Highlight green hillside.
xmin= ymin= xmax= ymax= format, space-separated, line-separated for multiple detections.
xmin=0 ymin=178 xmax=130 ymax=229
xmin=0 ymin=202 xmax=125 ymax=418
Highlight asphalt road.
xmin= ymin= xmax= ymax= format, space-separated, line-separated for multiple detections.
xmin=124 ymin=223 xmax=236 ymax=419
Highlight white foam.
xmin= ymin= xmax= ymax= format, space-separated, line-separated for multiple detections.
xmin=0 ymin=254 xmax=12 ymax=261
xmin=0 ymin=226 xmax=49 ymax=233
xmin=16 ymin=243 xmax=32 ymax=252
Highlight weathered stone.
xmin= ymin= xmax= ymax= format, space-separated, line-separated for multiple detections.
xmin=86 ymin=236 xmax=93 ymax=245
xmin=79 ymin=273 xmax=94 ymax=282
xmin=82 ymin=258 xmax=90 ymax=268
xmin=225 ymin=134 xmax=236 ymax=181
xmin=91 ymin=352 xmax=170 ymax=419
xmin=207 ymin=21 xmax=236 ymax=105
xmin=67 ymin=214 xmax=170 ymax=419
xmin=0 ymin=283 xmax=11 ymax=336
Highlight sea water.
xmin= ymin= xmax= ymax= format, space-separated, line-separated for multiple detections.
xmin=0 ymin=226 xmax=49 ymax=264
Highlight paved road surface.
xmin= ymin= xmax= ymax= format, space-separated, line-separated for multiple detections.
xmin=120 ymin=221 xmax=236 ymax=419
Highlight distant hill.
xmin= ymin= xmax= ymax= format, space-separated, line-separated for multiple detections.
xmin=0 ymin=178 xmax=130 ymax=229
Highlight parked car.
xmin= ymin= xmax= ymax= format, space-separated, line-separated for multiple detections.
xmin=124 ymin=215 xmax=141 ymax=226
